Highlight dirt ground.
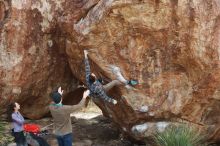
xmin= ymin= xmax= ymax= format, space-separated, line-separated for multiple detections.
xmin=44 ymin=115 xmax=134 ymax=146
xmin=27 ymin=115 xmax=144 ymax=146
xmin=6 ymin=103 xmax=219 ymax=146
xmin=45 ymin=102 xmax=145 ymax=146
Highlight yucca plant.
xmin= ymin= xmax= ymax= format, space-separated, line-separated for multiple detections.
xmin=154 ymin=124 xmax=207 ymax=146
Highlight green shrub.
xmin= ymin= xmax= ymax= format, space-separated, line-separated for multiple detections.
xmin=154 ymin=124 xmax=207 ymax=146
xmin=0 ymin=120 xmax=14 ymax=146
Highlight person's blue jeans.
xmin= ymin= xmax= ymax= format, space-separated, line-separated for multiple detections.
xmin=56 ymin=133 xmax=73 ymax=146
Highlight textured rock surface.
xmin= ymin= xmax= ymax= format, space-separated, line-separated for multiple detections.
xmin=1 ymin=0 xmax=220 ymax=142
xmin=0 ymin=0 xmax=78 ymax=119
xmin=68 ymin=0 xmax=220 ymax=142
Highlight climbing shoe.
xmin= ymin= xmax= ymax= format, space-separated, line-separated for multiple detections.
xmin=128 ymin=80 xmax=138 ymax=86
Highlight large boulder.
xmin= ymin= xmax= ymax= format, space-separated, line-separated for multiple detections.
xmin=1 ymin=0 xmax=220 ymax=142
xmin=0 ymin=0 xmax=79 ymax=119
xmin=67 ymin=0 xmax=220 ymax=142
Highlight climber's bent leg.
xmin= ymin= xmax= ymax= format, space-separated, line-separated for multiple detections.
xmin=108 ymin=65 xmax=139 ymax=87
xmin=107 ymin=65 xmax=128 ymax=84
xmin=103 ymin=80 xmax=122 ymax=92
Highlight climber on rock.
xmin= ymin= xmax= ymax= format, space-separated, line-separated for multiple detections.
xmin=84 ymin=49 xmax=133 ymax=105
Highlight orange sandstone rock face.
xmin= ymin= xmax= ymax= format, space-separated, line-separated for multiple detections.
xmin=0 ymin=0 xmax=81 ymax=119
xmin=1 ymin=0 xmax=220 ymax=142
xmin=69 ymin=0 xmax=220 ymax=141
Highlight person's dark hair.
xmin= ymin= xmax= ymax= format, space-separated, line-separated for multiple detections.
xmin=50 ymin=92 xmax=62 ymax=104
xmin=7 ymin=102 xmax=16 ymax=122
xmin=89 ymin=74 xmax=96 ymax=84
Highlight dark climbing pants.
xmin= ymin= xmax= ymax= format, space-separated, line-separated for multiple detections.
xmin=103 ymin=80 xmax=122 ymax=92
xmin=14 ymin=131 xmax=28 ymax=146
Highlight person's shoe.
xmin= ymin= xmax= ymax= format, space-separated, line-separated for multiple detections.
xmin=127 ymin=79 xmax=138 ymax=86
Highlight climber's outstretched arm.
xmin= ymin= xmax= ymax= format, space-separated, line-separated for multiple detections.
xmin=84 ymin=50 xmax=91 ymax=86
